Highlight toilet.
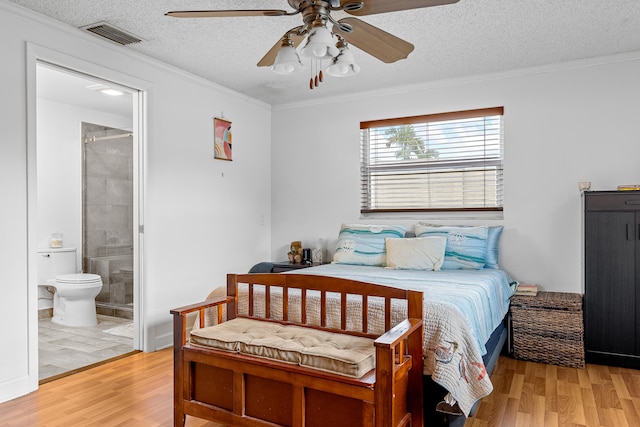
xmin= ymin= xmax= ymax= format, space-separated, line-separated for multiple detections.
xmin=38 ymin=247 xmax=103 ymax=327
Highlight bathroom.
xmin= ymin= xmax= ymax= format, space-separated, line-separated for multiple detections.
xmin=36 ymin=64 xmax=139 ymax=380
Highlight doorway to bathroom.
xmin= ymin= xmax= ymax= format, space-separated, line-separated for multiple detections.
xmin=35 ymin=62 xmax=142 ymax=382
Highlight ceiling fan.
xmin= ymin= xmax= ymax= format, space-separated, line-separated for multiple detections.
xmin=166 ymin=0 xmax=460 ymax=89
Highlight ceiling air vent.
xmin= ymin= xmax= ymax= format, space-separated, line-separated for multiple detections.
xmin=81 ymin=22 xmax=142 ymax=46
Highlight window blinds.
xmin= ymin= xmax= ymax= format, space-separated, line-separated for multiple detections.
xmin=360 ymin=107 xmax=504 ymax=213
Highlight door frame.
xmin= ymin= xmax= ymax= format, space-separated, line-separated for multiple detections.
xmin=26 ymin=43 xmax=150 ymax=389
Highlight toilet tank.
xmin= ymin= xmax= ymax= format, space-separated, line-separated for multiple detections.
xmin=37 ymin=247 xmax=78 ymax=284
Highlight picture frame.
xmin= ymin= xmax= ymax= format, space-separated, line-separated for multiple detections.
xmin=214 ymin=117 xmax=232 ymax=161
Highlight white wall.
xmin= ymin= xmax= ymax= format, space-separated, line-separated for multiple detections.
xmin=271 ymin=54 xmax=640 ymax=294
xmin=0 ymin=2 xmax=271 ymax=403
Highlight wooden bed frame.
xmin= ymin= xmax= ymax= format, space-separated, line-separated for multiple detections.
xmin=171 ymin=273 xmax=424 ymax=427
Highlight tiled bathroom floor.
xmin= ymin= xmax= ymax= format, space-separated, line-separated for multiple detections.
xmin=38 ymin=314 xmax=134 ymax=381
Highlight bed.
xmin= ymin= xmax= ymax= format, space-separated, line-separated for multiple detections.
xmin=286 ymin=263 xmax=514 ymax=426
xmin=264 ymin=223 xmax=514 ymax=425
xmin=193 ymin=223 xmax=514 ymax=425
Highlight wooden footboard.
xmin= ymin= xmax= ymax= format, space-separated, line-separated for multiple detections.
xmin=171 ymin=273 xmax=424 ymax=427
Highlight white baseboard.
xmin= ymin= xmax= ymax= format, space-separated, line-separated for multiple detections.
xmin=0 ymin=375 xmax=37 ymax=404
xmin=154 ymin=332 xmax=173 ymax=351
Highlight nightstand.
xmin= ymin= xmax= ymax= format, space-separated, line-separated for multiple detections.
xmin=271 ymin=262 xmax=324 ymax=273
xmin=510 ymin=291 xmax=585 ymax=368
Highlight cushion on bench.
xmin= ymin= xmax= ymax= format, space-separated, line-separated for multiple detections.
xmin=190 ymin=317 xmax=376 ymax=378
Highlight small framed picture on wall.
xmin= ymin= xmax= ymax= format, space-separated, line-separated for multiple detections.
xmin=214 ymin=117 xmax=232 ymax=161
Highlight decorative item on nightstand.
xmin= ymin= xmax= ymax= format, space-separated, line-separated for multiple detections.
xmin=287 ymin=241 xmax=303 ymax=263
xmin=302 ymin=248 xmax=312 ymax=264
xmin=510 ymin=291 xmax=585 ymax=368
xmin=312 ymin=238 xmax=325 ymax=264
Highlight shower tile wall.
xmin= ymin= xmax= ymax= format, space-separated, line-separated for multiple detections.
xmin=82 ymin=123 xmax=133 ymax=319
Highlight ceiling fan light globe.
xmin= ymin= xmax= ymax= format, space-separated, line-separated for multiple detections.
xmin=331 ymin=64 xmax=350 ymax=75
xmin=280 ymin=64 xmax=295 ymax=73
xmin=326 ymin=47 xmax=360 ymax=77
xmin=300 ymin=26 xmax=339 ymax=59
xmin=312 ymin=45 xmax=328 ymax=58
xmin=272 ymin=45 xmax=303 ymax=74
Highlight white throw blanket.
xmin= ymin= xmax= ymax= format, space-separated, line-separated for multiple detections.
xmin=421 ymin=300 xmax=492 ymax=415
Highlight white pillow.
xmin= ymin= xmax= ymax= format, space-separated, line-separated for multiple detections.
xmin=385 ymin=236 xmax=447 ymax=271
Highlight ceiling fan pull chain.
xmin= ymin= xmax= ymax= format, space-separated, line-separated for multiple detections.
xmin=315 ymin=60 xmax=322 ymax=86
xmin=314 ymin=60 xmax=318 ymax=87
xmin=313 ymin=60 xmax=318 ymax=87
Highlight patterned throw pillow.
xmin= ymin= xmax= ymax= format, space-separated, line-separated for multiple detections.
xmin=418 ymin=224 xmax=504 ymax=269
xmin=414 ymin=225 xmax=489 ymax=270
xmin=333 ymin=224 xmax=406 ymax=266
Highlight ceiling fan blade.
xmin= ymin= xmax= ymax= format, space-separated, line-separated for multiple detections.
xmin=166 ymin=10 xmax=288 ymax=18
xmin=342 ymin=0 xmax=459 ymax=16
xmin=257 ymin=33 xmax=306 ymax=67
xmin=334 ymin=18 xmax=414 ymax=63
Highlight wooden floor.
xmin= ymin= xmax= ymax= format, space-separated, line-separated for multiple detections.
xmin=466 ymin=356 xmax=640 ymax=427
xmin=1 ymin=348 xmax=639 ymax=427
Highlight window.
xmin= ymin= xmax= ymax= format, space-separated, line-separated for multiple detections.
xmin=360 ymin=107 xmax=504 ymax=213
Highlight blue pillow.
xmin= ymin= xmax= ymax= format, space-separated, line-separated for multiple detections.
xmin=333 ymin=224 xmax=406 ymax=266
xmin=484 ymin=226 xmax=503 ymax=269
xmin=418 ymin=224 xmax=504 ymax=269
xmin=414 ymin=225 xmax=488 ymax=270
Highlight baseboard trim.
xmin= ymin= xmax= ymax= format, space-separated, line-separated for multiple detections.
xmin=586 ymin=350 xmax=640 ymax=369
xmin=0 ymin=375 xmax=36 ymax=404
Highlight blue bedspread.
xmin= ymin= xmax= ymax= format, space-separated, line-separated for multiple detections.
xmin=291 ymin=264 xmax=515 ymax=355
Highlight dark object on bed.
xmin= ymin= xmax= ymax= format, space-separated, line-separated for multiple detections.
xmin=510 ymin=292 xmax=584 ymax=368
xmin=172 ymin=273 xmax=425 ymax=427
xmin=248 ymin=261 xmax=274 ymax=273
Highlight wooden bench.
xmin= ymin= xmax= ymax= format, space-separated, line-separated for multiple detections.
xmin=171 ymin=273 xmax=424 ymax=427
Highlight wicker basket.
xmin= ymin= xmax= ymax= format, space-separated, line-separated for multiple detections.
xmin=510 ymin=292 xmax=585 ymax=368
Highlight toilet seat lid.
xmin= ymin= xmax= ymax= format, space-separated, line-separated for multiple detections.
xmin=55 ymin=273 xmax=102 ymax=284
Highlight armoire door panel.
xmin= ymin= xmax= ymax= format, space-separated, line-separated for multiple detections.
xmin=584 ymin=210 xmax=636 ymax=355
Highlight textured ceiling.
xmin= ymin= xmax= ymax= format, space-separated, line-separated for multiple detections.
xmin=9 ymin=0 xmax=640 ymax=106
